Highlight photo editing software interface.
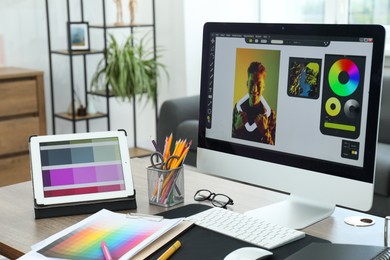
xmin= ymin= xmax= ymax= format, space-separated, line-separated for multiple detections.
xmin=39 ymin=137 xmax=126 ymax=198
xmin=205 ymin=31 xmax=376 ymax=171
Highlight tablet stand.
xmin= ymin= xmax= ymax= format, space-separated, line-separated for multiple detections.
xmin=34 ymin=190 xmax=137 ymax=219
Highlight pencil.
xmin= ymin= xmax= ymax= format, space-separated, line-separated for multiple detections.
xmin=157 ymin=240 xmax=181 ymax=260
xmin=163 ymin=133 xmax=173 ymax=161
xmin=171 ymin=146 xmax=190 ymax=169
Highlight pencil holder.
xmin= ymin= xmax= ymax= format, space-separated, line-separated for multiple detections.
xmin=147 ymin=165 xmax=184 ymax=207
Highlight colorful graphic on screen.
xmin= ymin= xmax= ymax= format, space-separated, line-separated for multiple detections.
xmin=328 ymin=58 xmax=360 ymax=97
xmin=232 ymin=48 xmax=280 ymax=145
xmin=320 ymin=55 xmax=366 ymax=141
xmin=40 ymin=138 xmax=125 ymax=197
xmin=287 ymin=57 xmax=322 ymax=99
xmin=37 ymin=212 xmax=169 ymax=259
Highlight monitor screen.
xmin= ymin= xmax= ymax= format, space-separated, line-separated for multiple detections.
xmin=197 ymin=23 xmax=385 ymax=229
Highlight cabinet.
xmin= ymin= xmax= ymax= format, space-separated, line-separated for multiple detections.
xmin=0 ymin=67 xmax=47 ymax=187
xmin=45 ymin=0 xmax=157 ymax=148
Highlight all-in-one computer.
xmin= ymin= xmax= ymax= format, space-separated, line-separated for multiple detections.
xmin=197 ymin=23 xmax=385 ymax=229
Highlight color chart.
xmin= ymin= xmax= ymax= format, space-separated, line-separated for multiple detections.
xmin=39 ymin=137 xmax=125 ymax=198
xmin=320 ymin=54 xmax=366 ymax=140
xmin=37 ymin=209 xmax=182 ymax=260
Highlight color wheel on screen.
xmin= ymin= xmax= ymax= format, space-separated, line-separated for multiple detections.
xmin=37 ymin=209 xmax=182 ymax=260
xmin=320 ymin=54 xmax=366 ymax=140
xmin=328 ymin=58 xmax=360 ymax=97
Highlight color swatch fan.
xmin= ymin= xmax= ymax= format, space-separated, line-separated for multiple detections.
xmin=29 ymin=209 xmax=183 ymax=260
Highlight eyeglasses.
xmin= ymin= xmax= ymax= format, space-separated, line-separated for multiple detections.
xmin=193 ymin=189 xmax=234 ymax=208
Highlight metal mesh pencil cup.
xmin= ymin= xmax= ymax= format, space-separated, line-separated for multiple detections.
xmin=147 ymin=165 xmax=184 ymax=207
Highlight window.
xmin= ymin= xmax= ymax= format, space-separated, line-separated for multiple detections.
xmin=349 ymin=0 xmax=390 ymax=24
xmin=260 ymin=0 xmax=390 ymax=53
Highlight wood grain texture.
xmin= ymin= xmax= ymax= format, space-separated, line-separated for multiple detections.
xmin=0 ymin=154 xmax=31 ymax=187
xmin=0 ymin=117 xmax=39 ymax=155
xmin=0 ymin=67 xmax=43 ymax=80
xmin=35 ymin=73 xmax=46 ymax=135
xmin=0 ymin=242 xmax=24 ymax=259
xmin=0 ymin=79 xmax=37 ymax=117
xmin=0 ymin=67 xmax=46 ymax=188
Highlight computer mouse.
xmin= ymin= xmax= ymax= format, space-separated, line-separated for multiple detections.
xmin=224 ymin=247 xmax=273 ymax=260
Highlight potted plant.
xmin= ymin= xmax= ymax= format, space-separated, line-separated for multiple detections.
xmin=91 ymin=34 xmax=167 ymax=104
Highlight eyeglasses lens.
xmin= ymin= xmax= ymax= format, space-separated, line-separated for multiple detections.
xmin=194 ymin=190 xmax=212 ymax=201
xmin=212 ymin=194 xmax=232 ymax=208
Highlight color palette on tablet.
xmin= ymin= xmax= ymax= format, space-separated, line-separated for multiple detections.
xmin=39 ymin=137 xmax=125 ymax=198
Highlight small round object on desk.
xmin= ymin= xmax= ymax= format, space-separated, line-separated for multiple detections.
xmin=344 ymin=216 xmax=375 ymax=227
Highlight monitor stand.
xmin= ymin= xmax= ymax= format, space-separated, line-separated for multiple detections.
xmin=244 ymin=195 xmax=335 ymax=230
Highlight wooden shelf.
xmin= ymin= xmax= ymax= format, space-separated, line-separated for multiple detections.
xmin=89 ymin=23 xmax=154 ymax=29
xmin=88 ymin=89 xmax=115 ymax=98
xmin=51 ymin=49 xmax=104 ymax=55
xmin=129 ymin=147 xmax=152 ymax=158
xmin=46 ymin=0 xmax=157 ymax=141
xmin=55 ymin=112 xmax=107 ymax=121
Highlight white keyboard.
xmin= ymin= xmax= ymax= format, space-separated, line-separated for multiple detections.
xmin=186 ymin=207 xmax=305 ymax=250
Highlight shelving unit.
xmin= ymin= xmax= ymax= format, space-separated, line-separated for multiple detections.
xmin=45 ymin=0 xmax=157 ymax=148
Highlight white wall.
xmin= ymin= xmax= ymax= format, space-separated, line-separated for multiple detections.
xmin=0 ymin=0 xmax=259 ymax=150
xmin=183 ymin=0 xmax=260 ymax=96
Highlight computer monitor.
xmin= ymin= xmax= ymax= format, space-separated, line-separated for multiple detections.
xmin=197 ymin=23 xmax=385 ymax=229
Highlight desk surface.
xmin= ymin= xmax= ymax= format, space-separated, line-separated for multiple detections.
xmin=0 ymin=157 xmax=385 ymax=257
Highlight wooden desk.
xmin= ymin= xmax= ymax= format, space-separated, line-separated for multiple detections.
xmin=0 ymin=157 xmax=385 ymax=258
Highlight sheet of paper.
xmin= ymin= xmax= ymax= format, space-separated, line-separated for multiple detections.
xmin=133 ymin=220 xmax=194 ymax=259
xmin=21 ymin=209 xmax=183 ymax=260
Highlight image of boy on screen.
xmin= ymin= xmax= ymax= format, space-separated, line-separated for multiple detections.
xmin=232 ymin=61 xmax=277 ymax=145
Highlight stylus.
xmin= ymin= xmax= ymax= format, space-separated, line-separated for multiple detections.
xmin=101 ymin=240 xmax=113 ymax=260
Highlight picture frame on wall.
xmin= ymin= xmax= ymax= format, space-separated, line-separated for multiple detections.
xmin=67 ymin=22 xmax=90 ymax=51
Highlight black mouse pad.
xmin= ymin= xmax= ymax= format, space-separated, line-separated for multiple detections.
xmin=146 ymin=204 xmax=330 ymax=260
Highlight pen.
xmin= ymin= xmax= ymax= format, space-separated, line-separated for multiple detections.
xmin=101 ymin=240 xmax=113 ymax=260
xmin=151 ymin=136 xmax=162 ymax=153
xmin=157 ymin=240 xmax=181 ymax=260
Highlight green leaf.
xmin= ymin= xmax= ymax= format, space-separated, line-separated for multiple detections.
xmin=90 ymin=33 xmax=167 ymax=104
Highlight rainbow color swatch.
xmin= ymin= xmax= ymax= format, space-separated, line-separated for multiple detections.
xmin=37 ymin=209 xmax=181 ymax=259
xmin=328 ymin=58 xmax=360 ymax=97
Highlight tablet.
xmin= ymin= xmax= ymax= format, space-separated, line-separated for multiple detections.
xmin=30 ymin=131 xmax=135 ymax=206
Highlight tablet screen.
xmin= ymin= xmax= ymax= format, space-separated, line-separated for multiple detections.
xmin=30 ymin=131 xmax=134 ymax=205
xmin=40 ymin=137 xmax=125 ymax=197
